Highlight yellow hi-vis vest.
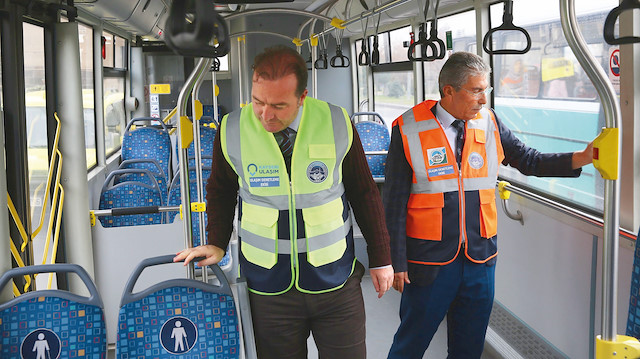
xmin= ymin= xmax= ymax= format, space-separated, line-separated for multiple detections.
xmin=221 ymin=97 xmax=356 ymax=295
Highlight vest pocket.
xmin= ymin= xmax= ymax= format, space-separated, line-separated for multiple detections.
xmin=302 ymin=197 xmax=347 ymax=267
xmin=406 ymin=193 xmax=444 ymax=240
xmin=240 ymin=202 xmax=279 ymax=269
xmin=479 ymin=189 xmax=497 ymax=238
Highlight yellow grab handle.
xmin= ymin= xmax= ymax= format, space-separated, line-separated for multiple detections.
xmin=592 ymin=128 xmax=619 ymax=180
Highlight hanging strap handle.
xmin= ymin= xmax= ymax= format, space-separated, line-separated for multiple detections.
xmin=314 ymin=33 xmax=329 ymax=70
xmin=331 ymin=44 xmax=351 ymax=67
xmin=370 ymin=12 xmax=382 ymax=65
xmin=604 ymin=0 xmax=640 ymax=45
xmin=482 ymin=0 xmax=532 ymax=55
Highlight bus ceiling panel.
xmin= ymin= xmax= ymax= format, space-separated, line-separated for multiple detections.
xmin=335 ymin=0 xmax=464 ymax=36
xmin=75 ymin=0 xmax=168 ymax=37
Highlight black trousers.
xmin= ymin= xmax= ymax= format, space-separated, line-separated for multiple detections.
xmin=249 ymin=261 xmax=366 ymax=359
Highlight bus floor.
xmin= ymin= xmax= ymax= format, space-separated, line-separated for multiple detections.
xmin=304 ymin=273 xmax=499 ymax=359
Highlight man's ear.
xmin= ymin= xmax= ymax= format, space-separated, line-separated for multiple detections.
xmin=299 ymin=89 xmax=308 ymax=106
xmin=442 ymin=85 xmax=455 ymax=98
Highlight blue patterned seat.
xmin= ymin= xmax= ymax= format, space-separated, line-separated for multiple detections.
xmin=98 ymin=168 xmax=164 ymax=227
xmin=627 ymin=227 xmax=640 ymax=338
xmin=116 ymin=159 xmax=169 ymax=203
xmin=116 ymin=255 xmax=240 ymax=358
xmin=176 ymin=124 xmax=217 ymax=168
xmin=351 ymin=112 xmax=390 ymax=180
xmin=122 ymin=117 xmax=172 ymax=181
xmin=167 ymin=171 xmax=232 ymax=271
xmin=0 ymin=264 xmax=107 ymax=359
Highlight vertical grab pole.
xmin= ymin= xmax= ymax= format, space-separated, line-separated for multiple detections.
xmin=177 ymin=58 xmax=212 ymax=280
xmin=191 ymin=58 xmax=213 ymax=283
xmin=237 ymin=36 xmax=246 ymax=107
xmin=559 ymin=0 xmax=625 ymax=348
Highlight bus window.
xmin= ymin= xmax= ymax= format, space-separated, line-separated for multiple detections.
xmin=361 ymin=25 xmax=413 ymax=127
xmin=490 ymin=0 xmax=618 ymax=212
xmin=78 ymin=22 xmax=96 ymax=169
xmin=355 ymin=39 xmax=370 ymax=112
xmin=103 ymin=32 xmax=127 ymax=157
xmin=389 ymin=26 xmax=410 ymax=63
xmin=422 ymin=10 xmax=477 ymax=100
xmin=24 ymin=23 xmax=48 ymax=231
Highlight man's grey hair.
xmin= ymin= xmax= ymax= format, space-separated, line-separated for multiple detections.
xmin=438 ymin=52 xmax=491 ymax=97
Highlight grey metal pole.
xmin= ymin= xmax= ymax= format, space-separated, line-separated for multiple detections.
xmin=559 ymin=0 xmax=622 ymax=342
xmin=191 ymin=58 xmax=213 ymax=283
xmin=55 ymin=22 xmax=96 ymax=295
xmin=177 ymin=58 xmax=211 ymax=280
xmin=0 ymin=111 xmax=12 ymax=302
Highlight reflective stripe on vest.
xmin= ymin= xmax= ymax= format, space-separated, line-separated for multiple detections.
xmin=399 ymin=101 xmax=501 ymax=194
xmin=397 ymin=100 xmax=505 ymax=264
xmin=221 ymin=97 xmax=355 ymax=294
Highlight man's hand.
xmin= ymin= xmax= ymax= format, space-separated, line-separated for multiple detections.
xmin=572 ymin=140 xmax=594 ymax=169
xmin=392 ymin=272 xmax=410 ymax=293
xmin=174 ymin=245 xmax=225 ymax=267
xmin=370 ymin=266 xmax=394 ymax=298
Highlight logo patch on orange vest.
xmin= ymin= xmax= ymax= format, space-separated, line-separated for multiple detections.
xmin=427 ymin=147 xmax=448 ymax=166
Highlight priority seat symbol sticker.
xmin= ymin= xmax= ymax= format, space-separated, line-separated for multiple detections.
xmin=21 ymin=329 xmax=61 ymax=359
xmin=160 ymin=316 xmax=198 ymax=354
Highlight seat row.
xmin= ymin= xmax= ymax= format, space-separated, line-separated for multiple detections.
xmin=0 ymin=255 xmax=245 ymax=358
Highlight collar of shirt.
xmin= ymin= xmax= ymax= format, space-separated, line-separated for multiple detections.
xmin=288 ymin=105 xmax=303 ymax=132
xmin=435 ymin=102 xmax=458 ymax=130
xmin=435 ymin=101 xmax=460 ymax=154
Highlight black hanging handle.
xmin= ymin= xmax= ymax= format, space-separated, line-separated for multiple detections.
xmin=408 ymin=24 xmax=429 ymax=62
xmin=423 ymin=20 xmax=446 ymax=61
xmin=315 ymin=49 xmax=329 ymax=70
xmin=370 ymin=36 xmax=380 ymax=65
xmin=482 ymin=0 xmax=532 ymax=55
xmin=604 ymin=0 xmax=640 ymax=45
xmin=358 ymin=37 xmax=370 ymax=66
xmin=164 ymin=0 xmax=230 ymax=58
xmin=306 ymin=54 xmax=313 ymax=70
xmin=331 ymin=45 xmax=351 ymax=68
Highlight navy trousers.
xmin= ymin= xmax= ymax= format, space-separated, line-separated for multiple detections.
xmin=387 ymin=254 xmax=496 ymax=359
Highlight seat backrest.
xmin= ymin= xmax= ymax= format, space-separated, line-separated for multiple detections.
xmin=116 ymin=158 xmax=169 ymax=201
xmin=167 ymin=170 xmax=211 ymax=247
xmin=175 ymin=125 xmax=217 ymax=167
xmin=354 ymin=121 xmax=390 ymax=178
xmin=99 ymin=168 xmax=164 ymax=227
xmin=122 ymin=117 xmax=172 ymax=180
xmin=0 ymin=264 xmax=107 ymax=358
xmin=116 ymin=255 xmax=240 ymax=358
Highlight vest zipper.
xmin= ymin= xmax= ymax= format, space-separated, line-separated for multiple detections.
xmin=458 ymin=163 xmax=467 ymax=249
xmin=289 ymin=180 xmax=297 ymax=269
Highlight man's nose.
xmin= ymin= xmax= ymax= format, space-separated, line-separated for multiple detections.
xmin=261 ymin=106 xmax=274 ymax=120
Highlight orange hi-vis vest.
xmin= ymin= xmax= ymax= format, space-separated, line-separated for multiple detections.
xmin=395 ymin=100 xmax=505 ymax=265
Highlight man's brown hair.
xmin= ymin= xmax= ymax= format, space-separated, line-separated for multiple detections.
xmin=252 ymin=45 xmax=308 ymax=97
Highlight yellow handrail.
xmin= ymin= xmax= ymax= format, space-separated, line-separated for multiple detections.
xmin=31 ymin=113 xmax=62 ymax=240
xmin=7 ymin=195 xmax=29 ymax=253
xmin=39 ymin=149 xmax=63 ymax=268
xmin=47 ymin=183 xmax=64 ymax=289
xmin=9 ymin=237 xmax=31 ymax=295
xmin=163 ymin=107 xmax=178 ymax=135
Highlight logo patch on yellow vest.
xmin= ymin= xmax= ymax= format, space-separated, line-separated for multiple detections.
xmin=307 ymin=161 xmax=328 ymax=183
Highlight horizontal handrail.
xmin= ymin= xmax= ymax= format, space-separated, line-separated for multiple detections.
xmin=91 ymin=205 xmax=182 ymax=217
xmin=498 ymin=181 xmax=636 ymax=240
